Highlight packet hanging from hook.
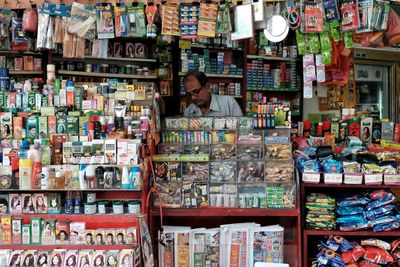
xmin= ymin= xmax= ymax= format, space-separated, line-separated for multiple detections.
xmin=371 ymin=0 xmax=390 ymax=31
xmin=340 ymin=0 xmax=361 ymax=31
xmin=323 ymin=0 xmax=340 ymax=23
xmin=146 ymin=3 xmax=157 ymax=38
xmin=301 ymin=0 xmax=324 ymax=33
xmin=114 ymin=3 xmax=128 ymax=37
xmin=96 ymin=3 xmax=115 ymax=39
xmin=356 ymin=0 xmax=373 ymax=32
xmin=127 ymin=3 xmax=147 ymax=37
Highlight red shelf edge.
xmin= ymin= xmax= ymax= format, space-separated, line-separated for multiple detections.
xmin=4 ymin=214 xmax=140 ymax=223
xmin=302 ymin=183 xmax=400 ymax=188
xmin=150 ymin=208 xmax=300 ymax=217
xmin=305 ymin=229 xmax=400 ymax=236
xmin=0 ymin=244 xmax=137 ymax=250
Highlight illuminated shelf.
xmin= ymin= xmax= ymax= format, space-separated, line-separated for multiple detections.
xmin=0 ymin=244 xmax=136 ymax=250
xmin=247 ymin=87 xmax=299 ymax=92
xmin=58 ymin=70 xmax=157 ymax=79
xmin=190 ymin=43 xmax=243 ymax=51
xmin=178 ymin=72 xmax=243 ymax=78
xmin=53 ymin=55 xmax=157 ymax=63
xmin=247 ymin=55 xmax=298 ymax=61
xmin=10 ymin=70 xmax=44 ymax=75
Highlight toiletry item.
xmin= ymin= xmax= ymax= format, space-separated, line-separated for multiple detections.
xmin=85 ymin=166 xmax=96 ymax=189
xmin=41 ymin=166 xmax=49 ymax=189
xmin=79 ymin=165 xmax=88 ymax=190
xmin=128 ymin=200 xmax=141 ymax=214
xmin=112 ymin=201 xmax=124 ymax=214
xmin=121 ymin=166 xmax=130 ymax=189
xmin=19 ymin=159 xmax=33 ymax=190
xmin=129 ymin=166 xmax=141 ymax=190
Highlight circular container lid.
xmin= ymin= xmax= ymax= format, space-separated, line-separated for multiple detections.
xmin=264 ymin=15 xmax=289 ymax=43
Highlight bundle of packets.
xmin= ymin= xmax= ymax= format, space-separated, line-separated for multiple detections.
xmin=306 ymin=193 xmax=336 ymax=230
xmin=312 ymin=235 xmax=400 ymax=266
xmin=336 ymin=190 xmax=399 ymax=232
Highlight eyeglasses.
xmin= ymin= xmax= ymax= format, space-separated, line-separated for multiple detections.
xmin=185 ymin=87 xmax=203 ymax=98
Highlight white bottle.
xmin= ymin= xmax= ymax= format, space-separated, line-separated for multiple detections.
xmin=41 ymin=167 xmax=49 ymax=189
xmin=121 ymin=166 xmax=129 ymax=189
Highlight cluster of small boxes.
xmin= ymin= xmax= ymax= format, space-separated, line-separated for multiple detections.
xmin=209 ymin=82 xmax=241 ymax=96
xmin=180 ymin=3 xmax=199 ymax=37
xmin=0 ymin=56 xmax=42 ymax=71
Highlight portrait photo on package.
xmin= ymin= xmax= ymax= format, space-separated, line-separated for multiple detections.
xmin=0 ymin=193 xmax=9 ymax=214
xmin=105 ymin=229 xmax=116 ymax=245
xmin=105 ymin=251 xmax=119 ymax=267
xmin=125 ymin=43 xmax=135 ymax=58
xmin=34 ymin=193 xmax=48 ymax=213
xmin=91 ymin=250 xmax=106 ymax=267
xmin=95 ymin=229 xmax=106 ymax=245
xmin=63 ymin=250 xmax=78 ymax=267
xmin=56 ymin=220 xmax=70 ymax=245
xmin=115 ymin=229 xmax=126 ymax=245
xmin=84 ymin=230 xmax=96 ymax=245
xmin=22 ymin=250 xmax=36 ymax=267
xmin=42 ymin=219 xmax=56 ymax=245
xmin=8 ymin=250 xmax=23 ymax=267
xmin=113 ymin=42 xmax=123 ymax=57
xmin=0 ymin=250 xmax=9 ymax=267
xmin=50 ymin=250 xmax=65 ymax=267
xmin=22 ymin=193 xmax=35 ymax=214
xmin=78 ymin=250 xmax=91 ymax=267
xmin=36 ymin=251 xmax=50 ymax=267
xmin=47 ymin=193 xmax=61 ymax=214
xmin=118 ymin=249 xmax=133 ymax=267
xmin=126 ymin=227 xmax=137 ymax=245
xmin=9 ymin=193 xmax=22 ymax=214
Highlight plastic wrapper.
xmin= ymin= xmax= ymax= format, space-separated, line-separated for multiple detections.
xmin=238 ymin=131 xmax=263 ymax=144
xmin=365 ymin=204 xmax=396 ymax=220
xmin=307 ymin=193 xmax=335 ymax=204
xmin=189 ymin=117 xmax=213 ymax=130
xmin=367 ymin=192 xmax=396 ymax=210
xmin=22 ymin=8 xmax=38 ymax=32
xmin=238 ymin=161 xmax=264 ymax=182
xmin=239 ymin=117 xmax=253 ymax=130
xmin=360 ymin=239 xmax=391 ymax=250
xmin=54 ymin=16 xmax=64 ymax=44
xmin=363 ymin=247 xmax=393 ymax=264
xmin=182 ymin=182 xmax=208 ymax=208
xmin=68 ymin=3 xmax=97 ymax=40
xmin=237 ymin=144 xmax=263 ymax=159
xmin=316 ymin=250 xmax=345 ymax=267
xmin=337 ymin=215 xmax=367 ymax=225
xmin=342 ymin=245 xmax=366 ymax=263
xmin=321 ymin=158 xmax=342 ymax=173
xmin=265 ymin=143 xmax=291 ymax=159
xmin=359 ymin=260 xmax=379 ymax=267
xmin=343 ymin=161 xmax=360 ymax=173
xmin=165 ymin=117 xmax=189 ymax=130
xmin=373 ymin=220 xmax=400 ymax=232
xmin=213 ymin=117 xmax=237 ymax=130
xmin=211 ymin=144 xmax=236 ymax=160
xmin=184 ymin=145 xmax=210 ymax=154
xmin=209 ymin=183 xmax=237 ymax=207
xmin=210 ymin=161 xmax=237 ymax=182
xmin=296 ymin=157 xmax=320 ymax=173
xmin=212 ymin=131 xmax=236 ymax=144
xmin=321 ymin=236 xmax=355 ymax=252
xmin=381 ymin=163 xmax=398 ymax=175
xmin=154 ymin=162 xmax=181 ymax=182
xmin=362 ymin=163 xmax=382 ymax=174
xmin=265 ymin=160 xmax=294 ymax=182
xmin=238 ymin=184 xmax=266 ymax=208
xmin=154 ymin=182 xmax=181 ymax=208
xmin=337 ymin=195 xmax=370 ymax=207
xmin=158 ymin=143 xmax=184 ymax=154
xmin=339 ymin=223 xmax=369 ymax=231
xmin=182 ymin=162 xmax=209 ymax=181
xmin=266 ymin=183 xmax=296 ymax=209
xmin=306 ymin=202 xmax=336 ymax=211
xmin=337 ymin=206 xmax=365 ymax=216
xmin=387 ymin=9 xmax=400 ymax=45
xmin=369 ymin=215 xmax=398 ymax=227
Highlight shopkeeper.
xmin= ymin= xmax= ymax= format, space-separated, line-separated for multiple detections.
xmin=183 ymin=71 xmax=243 ymax=117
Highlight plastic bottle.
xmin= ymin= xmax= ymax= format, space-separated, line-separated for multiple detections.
xmin=74 ymin=192 xmax=82 ymax=214
xmin=65 ymin=191 xmax=73 ymax=214
xmin=48 ymin=168 xmax=56 ymax=189
xmin=41 ymin=166 xmax=49 ymax=189
xmin=19 ymin=159 xmax=33 ymax=190
xmin=130 ymin=166 xmax=141 ymax=190
xmin=85 ymin=166 xmax=96 ymax=189
xmin=121 ymin=166 xmax=130 ymax=189
xmin=55 ymin=171 xmax=64 ymax=190
xmin=79 ymin=165 xmax=87 ymax=190
xmin=41 ymin=139 xmax=51 ymax=165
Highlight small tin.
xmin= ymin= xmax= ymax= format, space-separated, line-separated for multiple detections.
xmin=84 ymin=202 xmax=97 ymax=214
xmin=118 ymin=66 xmax=126 ymax=74
xmin=84 ymin=192 xmax=96 ymax=203
xmin=128 ymin=200 xmax=141 ymax=214
xmin=100 ymin=64 xmax=109 ymax=73
xmin=98 ymin=200 xmax=109 ymax=214
xmin=109 ymin=64 xmax=118 ymax=74
xmin=66 ymin=61 xmax=75 ymax=71
xmin=14 ymin=58 xmax=23 ymax=71
xmin=85 ymin=64 xmax=92 ymax=73
xmin=125 ymin=65 xmax=133 ymax=74
xmin=112 ymin=201 xmax=124 ymax=214
xmin=92 ymin=64 xmax=101 ymax=73
xmin=239 ymin=194 xmax=245 ymax=208
xmin=76 ymin=62 xmax=85 ymax=71
xmin=136 ymin=68 xmax=143 ymax=75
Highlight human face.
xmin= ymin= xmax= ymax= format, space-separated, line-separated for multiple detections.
xmin=184 ymin=77 xmax=209 ymax=107
xmin=52 ymin=256 xmax=59 ymax=265
xmin=38 ymin=196 xmax=44 ymax=206
xmin=24 ymin=256 xmax=30 ymax=265
xmin=95 ymin=257 xmax=101 ymax=266
xmin=30 ymin=127 xmax=37 ymax=137
xmin=67 ymin=256 xmax=73 ymax=265
xmin=51 ymin=198 xmax=57 ymax=207
xmin=0 ymin=203 xmax=7 ymax=213
xmin=96 ymin=235 xmax=102 ymax=244
xmin=39 ymin=255 xmax=46 ymax=264
xmin=107 ymin=256 xmax=115 ymax=265
xmin=60 ymin=232 xmax=66 ymax=240
xmin=86 ymin=235 xmax=92 ymax=244
xmin=16 ymin=254 xmax=21 ymax=264
xmin=123 ymin=255 xmax=129 ymax=264
xmin=28 ymin=197 xmax=32 ymax=206
xmin=117 ymin=235 xmax=123 ymax=243
xmin=107 ymin=235 xmax=113 ymax=243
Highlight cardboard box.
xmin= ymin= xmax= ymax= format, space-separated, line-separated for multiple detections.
xmin=117 ymin=139 xmax=129 ymax=165
xmin=56 ymin=117 xmax=67 ymax=134
xmin=9 ymin=193 xmax=22 ymax=214
xmin=22 ymin=225 xmax=30 ymax=245
xmin=372 ymin=121 xmax=381 ymax=144
xmin=104 ymin=139 xmax=117 ymax=165
xmin=30 ymin=218 xmax=42 ymax=244
xmin=67 ymin=116 xmax=79 ymax=135
xmin=48 ymin=116 xmax=57 ymax=135
xmin=70 ymin=222 xmax=86 ymax=245
xmin=1 ymin=216 xmax=11 ymax=244
xmin=381 ymin=122 xmax=395 ymax=141
xmin=0 ymin=112 xmax=12 ymax=139
xmin=55 ymin=220 xmax=70 ymax=245
xmin=12 ymin=116 xmax=23 ymax=139
xmin=11 ymin=218 xmax=22 ymax=244
xmin=360 ymin=117 xmax=373 ymax=143
xmin=38 ymin=116 xmax=48 ymax=139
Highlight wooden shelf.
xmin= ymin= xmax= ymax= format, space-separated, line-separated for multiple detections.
xmin=190 ymin=43 xmax=243 ymax=51
xmin=0 ymin=189 xmax=141 ymax=192
xmin=302 ymin=183 xmax=399 ymax=189
xmin=178 ymin=72 xmax=243 ymax=78
xmin=58 ymin=70 xmax=157 ymax=79
xmin=291 ymin=111 xmax=301 ymax=116
xmin=247 ymin=55 xmax=298 ymax=61
xmin=247 ymin=87 xmax=299 ymax=92
xmin=54 ymin=55 xmax=157 ymax=63
xmin=179 ymin=94 xmax=242 ymax=98
xmin=9 ymin=70 xmax=44 ymax=75
xmin=0 ymin=51 xmax=42 ymax=56
xmin=151 ymin=207 xmax=299 ymax=217
xmin=0 ymin=244 xmax=136 ymax=250
xmin=305 ymin=229 xmax=400 ymax=237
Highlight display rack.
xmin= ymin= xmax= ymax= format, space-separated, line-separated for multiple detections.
xmin=301 ymin=182 xmax=400 ymax=266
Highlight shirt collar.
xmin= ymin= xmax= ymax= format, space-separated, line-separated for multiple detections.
xmin=209 ymin=94 xmax=220 ymax=112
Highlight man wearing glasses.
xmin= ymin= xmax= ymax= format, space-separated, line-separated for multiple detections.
xmin=183 ymin=71 xmax=243 ymax=117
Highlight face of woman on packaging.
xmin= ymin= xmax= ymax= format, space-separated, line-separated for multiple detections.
xmin=28 ymin=197 xmax=32 ymax=205
xmin=96 ymin=235 xmax=102 ymax=243
xmin=38 ymin=196 xmax=44 ymax=205
xmin=95 ymin=257 xmax=101 ymax=266
xmin=51 ymin=198 xmax=57 ymax=207
xmin=60 ymin=232 xmax=66 ymax=240
xmin=52 ymin=256 xmax=59 ymax=265
xmin=67 ymin=256 xmax=73 ymax=265
xmin=123 ymin=255 xmax=129 ymax=264
xmin=16 ymin=254 xmax=21 ymax=264
xmin=24 ymin=256 xmax=30 ymax=265
xmin=39 ymin=255 xmax=46 ymax=264
xmin=107 ymin=256 xmax=115 ymax=265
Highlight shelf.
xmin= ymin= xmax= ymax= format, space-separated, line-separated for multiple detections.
xmin=0 ymin=244 xmax=136 ymax=250
xmin=179 ymin=94 xmax=242 ymax=98
xmin=0 ymin=51 xmax=42 ymax=56
xmin=190 ymin=43 xmax=243 ymax=51
xmin=6 ymin=214 xmax=140 ymax=222
xmin=247 ymin=87 xmax=299 ymax=92
xmin=151 ymin=208 xmax=299 ymax=217
xmin=53 ymin=55 xmax=157 ymax=63
xmin=178 ymin=72 xmax=243 ymax=78
xmin=58 ymin=70 xmax=157 ymax=79
xmin=0 ymin=189 xmax=141 ymax=192
xmin=9 ymin=70 xmax=44 ymax=75
xmin=247 ymin=55 xmax=298 ymax=61
xmin=291 ymin=111 xmax=301 ymax=116
xmin=302 ymin=183 xmax=400 ymax=189
xmin=305 ymin=229 xmax=400 ymax=237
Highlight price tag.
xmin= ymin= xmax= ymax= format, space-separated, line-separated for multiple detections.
xmin=365 ymin=173 xmax=383 ymax=185
xmin=324 ymin=173 xmax=343 ymax=184
xmin=302 ymin=172 xmax=321 ymax=183
xmin=344 ymin=173 xmax=363 ymax=184
xmin=384 ymin=174 xmax=400 ymax=185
